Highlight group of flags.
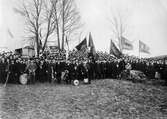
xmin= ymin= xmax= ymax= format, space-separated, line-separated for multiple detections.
xmin=121 ymin=36 xmax=133 ymax=51
xmin=75 ymin=33 xmax=96 ymax=59
xmin=75 ymin=33 xmax=150 ymax=59
xmin=109 ymin=36 xmax=150 ymax=58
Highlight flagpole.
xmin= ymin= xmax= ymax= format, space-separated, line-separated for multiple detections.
xmin=139 ymin=40 xmax=140 ymax=58
xmin=65 ymin=36 xmax=69 ymax=62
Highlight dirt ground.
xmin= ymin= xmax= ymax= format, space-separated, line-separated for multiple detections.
xmin=0 ymin=79 xmax=167 ymax=119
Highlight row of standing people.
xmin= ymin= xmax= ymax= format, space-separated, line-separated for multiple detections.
xmin=0 ymin=58 xmax=95 ymax=84
xmin=0 ymin=57 xmax=167 ymax=85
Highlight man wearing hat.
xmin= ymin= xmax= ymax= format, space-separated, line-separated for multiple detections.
xmin=8 ymin=59 xmax=19 ymax=83
xmin=26 ymin=59 xmax=37 ymax=84
xmin=86 ymin=59 xmax=94 ymax=84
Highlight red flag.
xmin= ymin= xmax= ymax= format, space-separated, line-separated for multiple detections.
xmin=110 ymin=39 xmax=122 ymax=58
xmin=121 ymin=36 xmax=133 ymax=50
xmin=75 ymin=38 xmax=87 ymax=51
xmin=139 ymin=40 xmax=150 ymax=54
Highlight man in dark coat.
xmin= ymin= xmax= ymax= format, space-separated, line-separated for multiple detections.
xmin=77 ymin=61 xmax=87 ymax=81
xmin=111 ymin=60 xmax=117 ymax=78
xmin=100 ymin=61 xmax=105 ymax=79
xmin=55 ymin=61 xmax=62 ymax=84
xmin=95 ymin=61 xmax=101 ymax=79
xmin=36 ymin=60 xmax=47 ymax=83
xmin=118 ymin=59 xmax=125 ymax=74
xmin=86 ymin=59 xmax=94 ymax=84
xmin=15 ymin=59 xmax=26 ymax=81
xmin=163 ymin=61 xmax=167 ymax=85
xmin=67 ymin=61 xmax=76 ymax=82
xmin=0 ymin=58 xmax=7 ymax=83
xmin=46 ymin=60 xmax=53 ymax=83
xmin=8 ymin=60 xmax=19 ymax=83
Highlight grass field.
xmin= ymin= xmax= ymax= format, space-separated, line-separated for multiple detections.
xmin=0 ymin=79 xmax=167 ymax=119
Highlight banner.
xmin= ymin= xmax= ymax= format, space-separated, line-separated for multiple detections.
xmin=75 ymin=38 xmax=87 ymax=51
xmin=139 ymin=40 xmax=150 ymax=54
xmin=121 ymin=36 xmax=133 ymax=50
xmin=110 ymin=39 xmax=122 ymax=58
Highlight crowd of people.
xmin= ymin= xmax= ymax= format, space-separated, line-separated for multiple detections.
xmin=0 ymin=50 xmax=167 ymax=85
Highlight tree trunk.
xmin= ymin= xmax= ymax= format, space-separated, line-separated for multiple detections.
xmin=36 ymin=34 xmax=39 ymax=57
xmin=61 ymin=0 xmax=65 ymax=50
xmin=42 ymin=33 xmax=49 ymax=52
xmin=56 ymin=24 xmax=60 ymax=50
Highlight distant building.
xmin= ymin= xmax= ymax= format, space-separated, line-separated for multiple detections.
xmin=22 ymin=46 xmax=35 ymax=57
xmin=46 ymin=40 xmax=59 ymax=53
xmin=15 ymin=48 xmax=22 ymax=55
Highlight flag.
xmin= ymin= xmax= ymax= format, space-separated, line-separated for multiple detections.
xmin=75 ymin=38 xmax=87 ymax=51
xmin=65 ymin=36 xmax=69 ymax=60
xmin=121 ymin=36 xmax=133 ymax=50
xmin=110 ymin=39 xmax=122 ymax=58
xmin=88 ymin=32 xmax=96 ymax=56
xmin=7 ymin=28 xmax=14 ymax=38
xmin=139 ymin=40 xmax=150 ymax=54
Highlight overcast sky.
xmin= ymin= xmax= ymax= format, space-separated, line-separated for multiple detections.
xmin=0 ymin=0 xmax=167 ymax=57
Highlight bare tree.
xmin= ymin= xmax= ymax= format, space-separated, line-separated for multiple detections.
xmin=15 ymin=0 xmax=57 ymax=55
xmin=20 ymin=0 xmax=43 ymax=56
xmin=42 ymin=0 xmax=56 ymax=52
xmin=16 ymin=0 xmax=82 ymax=53
xmin=108 ymin=8 xmax=129 ymax=52
xmin=51 ymin=0 xmax=82 ymax=50
xmin=51 ymin=0 xmax=61 ymax=50
xmin=62 ymin=0 xmax=82 ymax=50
